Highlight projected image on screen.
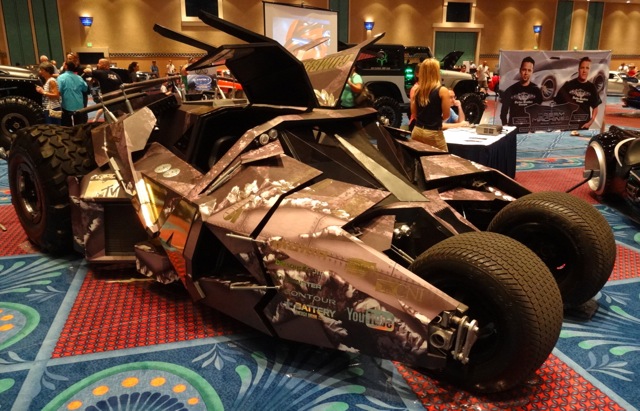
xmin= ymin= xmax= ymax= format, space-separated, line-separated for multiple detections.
xmin=264 ymin=2 xmax=338 ymax=60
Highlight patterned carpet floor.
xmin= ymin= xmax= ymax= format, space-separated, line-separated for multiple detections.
xmin=1 ymin=106 xmax=640 ymax=409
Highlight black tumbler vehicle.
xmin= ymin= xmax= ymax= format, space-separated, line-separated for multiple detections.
xmin=7 ymin=12 xmax=616 ymax=394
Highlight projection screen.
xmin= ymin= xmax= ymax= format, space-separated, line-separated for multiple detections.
xmin=264 ymin=2 xmax=338 ymax=59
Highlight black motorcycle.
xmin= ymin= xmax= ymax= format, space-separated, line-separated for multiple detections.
xmin=585 ymin=125 xmax=640 ymax=222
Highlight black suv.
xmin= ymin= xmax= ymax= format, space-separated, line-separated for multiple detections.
xmin=0 ymin=65 xmax=44 ymax=151
xmin=355 ymin=44 xmax=486 ymax=127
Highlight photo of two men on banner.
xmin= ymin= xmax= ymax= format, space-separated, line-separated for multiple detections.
xmin=497 ymin=50 xmax=611 ymax=133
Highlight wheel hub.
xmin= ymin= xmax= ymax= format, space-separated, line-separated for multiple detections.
xmin=509 ymin=222 xmax=575 ymax=283
xmin=16 ymin=163 xmax=42 ymax=224
xmin=2 ymin=113 xmax=29 ymax=134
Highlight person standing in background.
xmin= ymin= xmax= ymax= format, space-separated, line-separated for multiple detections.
xmin=85 ymin=58 xmax=123 ymax=95
xmin=627 ymin=64 xmax=637 ymax=77
xmin=166 ymin=60 xmax=175 ymax=76
xmin=35 ymin=62 xmax=62 ymax=125
xmin=339 ymin=66 xmax=363 ymax=108
xmin=410 ymin=58 xmax=451 ymax=151
xmin=618 ymin=62 xmax=629 ymax=74
xmin=477 ymin=61 xmax=490 ymax=93
xmin=62 ymin=52 xmax=89 ymax=108
xmin=150 ymin=60 xmax=159 ymax=78
xmin=37 ymin=55 xmax=59 ymax=79
xmin=469 ymin=61 xmax=477 ymax=75
xmin=128 ymin=61 xmax=140 ymax=83
xmin=84 ymin=58 xmax=125 ymax=121
xmin=57 ymin=61 xmax=88 ymax=126
xmin=408 ymin=68 xmax=419 ymax=131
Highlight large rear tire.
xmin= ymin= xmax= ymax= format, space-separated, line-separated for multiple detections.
xmin=373 ymin=96 xmax=402 ymax=128
xmin=8 ymin=124 xmax=96 ymax=254
xmin=488 ymin=191 xmax=616 ymax=307
xmin=459 ymin=93 xmax=485 ymax=124
xmin=0 ymin=96 xmax=45 ymax=151
xmin=409 ymin=231 xmax=563 ymax=393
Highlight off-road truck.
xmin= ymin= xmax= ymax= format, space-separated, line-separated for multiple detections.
xmin=0 ymin=65 xmax=44 ymax=151
xmin=355 ymin=44 xmax=486 ymax=128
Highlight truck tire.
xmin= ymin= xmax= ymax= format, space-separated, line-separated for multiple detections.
xmin=8 ymin=125 xmax=96 ymax=254
xmin=459 ymin=93 xmax=485 ymax=124
xmin=373 ymin=96 xmax=402 ymax=128
xmin=488 ymin=191 xmax=616 ymax=307
xmin=409 ymin=231 xmax=563 ymax=393
xmin=0 ymin=96 xmax=45 ymax=151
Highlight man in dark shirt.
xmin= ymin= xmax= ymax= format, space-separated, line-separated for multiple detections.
xmin=84 ymin=58 xmax=124 ymax=120
xmin=500 ymin=56 xmax=543 ymax=130
xmin=554 ymin=56 xmax=602 ymax=129
xmin=85 ymin=58 xmax=123 ymax=96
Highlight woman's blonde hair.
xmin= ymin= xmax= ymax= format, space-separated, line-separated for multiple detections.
xmin=415 ymin=58 xmax=442 ymax=106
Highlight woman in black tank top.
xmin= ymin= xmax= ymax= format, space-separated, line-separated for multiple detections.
xmin=410 ymin=58 xmax=452 ymax=151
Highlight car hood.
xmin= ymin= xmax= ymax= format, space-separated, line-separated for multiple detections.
xmin=440 ymin=51 xmax=464 ymax=70
xmin=157 ymin=11 xmax=383 ymax=108
xmin=0 ymin=65 xmax=39 ymax=81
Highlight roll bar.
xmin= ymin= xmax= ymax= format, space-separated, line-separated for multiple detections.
xmin=75 ymin=74 xmax=182 ymax=120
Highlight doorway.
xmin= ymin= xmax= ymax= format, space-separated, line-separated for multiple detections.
xmin=434 ymin=31 xmax=478 ymax=66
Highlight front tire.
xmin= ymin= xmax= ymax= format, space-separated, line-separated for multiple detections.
xmin=488 ymin=191 xmax=616 ymax=307
xmin=8 ymin=124 xmax=96 ymax=254
xmin=0 ymin=96 xmax=45 ymax=151
xmin=409 ymin=231 xmax=563 ymax=393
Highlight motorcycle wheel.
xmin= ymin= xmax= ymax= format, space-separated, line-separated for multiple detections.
xmin=8 ymin=124 xmax=96 ymax=254
xmin=488 ymin=191 xmax=616 ymax=307
xmin=409 ymin=231 xmax=562 ymax=393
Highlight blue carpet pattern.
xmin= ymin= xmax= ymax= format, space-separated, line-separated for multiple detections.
xmin=514 ymin=127 xmax=640 ymax=410
xmin=556 ymin=278 xmax=640 ymax=410
xmin=1 ymin=124 xmax=640 ymax=409
xmin=516 ymin=131 xmax=591 ymax=170
xmin=0 ymin=248 xmax=423 ymax=410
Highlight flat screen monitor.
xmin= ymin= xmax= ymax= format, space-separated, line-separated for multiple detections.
xmin=77 ymin=51 xmax=106 ymax=65
xmin=446 ymin=2 xmax=472 ymax=23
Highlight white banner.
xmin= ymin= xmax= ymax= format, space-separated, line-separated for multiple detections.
xmin=497 ymin=50 xmax=611 ymax=132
